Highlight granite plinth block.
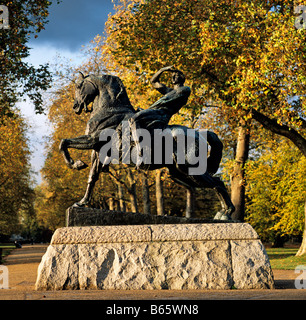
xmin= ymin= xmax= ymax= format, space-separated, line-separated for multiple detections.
xmin=35 ymin=223 xmax=274 ymax=290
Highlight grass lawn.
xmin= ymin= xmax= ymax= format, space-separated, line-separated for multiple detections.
xmin=266 ymin=247 xmax=306 ymax=270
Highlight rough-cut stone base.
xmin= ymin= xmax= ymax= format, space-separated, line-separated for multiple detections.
xmin=35 ymin=223 xmax=274 ymax=290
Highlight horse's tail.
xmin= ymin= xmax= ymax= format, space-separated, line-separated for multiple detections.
xmin=206 ymin=131 xmax=223 ymax=175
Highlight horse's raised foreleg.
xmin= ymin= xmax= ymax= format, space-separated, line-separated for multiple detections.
xmin=59 ymin=135 xmax=98 ymax=170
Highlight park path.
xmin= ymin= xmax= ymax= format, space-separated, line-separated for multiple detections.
xmin=0 ymin=244 xmax=305 ymax=300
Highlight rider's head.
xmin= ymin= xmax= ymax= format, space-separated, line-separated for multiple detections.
xmin=171 ymin=70 xmax=185 ymax=85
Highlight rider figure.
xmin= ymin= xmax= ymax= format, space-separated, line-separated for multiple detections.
xmin=129 ymin=66 xmax=191 ymax=168
xmin=130 ymin=65 xmax=191 ymax=132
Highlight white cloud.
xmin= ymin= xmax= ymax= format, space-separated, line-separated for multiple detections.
xmin=19 ymin=43 xmax=86 ymax=185
xmin=15 ymin=0 xmax=114 ymax=185
xmin=26 ymin=42 xmax=86 ymax=68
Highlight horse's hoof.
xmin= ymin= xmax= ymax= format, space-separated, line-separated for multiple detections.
xmin=72 ymin=202 xmax=86 ymax=208
xmin=220 ymin=213 xmax=232 ymax=221
xmin=72 ymin=160 xmax=88 ymax=170
xmin=213 ymin=211 xmax=224 ymax=220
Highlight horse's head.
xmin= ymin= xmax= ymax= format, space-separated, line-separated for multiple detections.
xmin=73 ymin=72 xmax=98 ymax=115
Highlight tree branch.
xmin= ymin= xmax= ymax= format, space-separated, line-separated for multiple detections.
xmin=298 ymin=117 xmax=306 ymax=129
xmin=200 ymin=67 xmax=225 ymax=85
xmin=108 ymin=170 xmax=135 ymax=195
xmin=109 ymin=171 xmax=129 ymax=189
xmin=251 ymin=109 xmax=306 ymax=157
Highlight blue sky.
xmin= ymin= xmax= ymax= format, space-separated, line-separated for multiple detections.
xmin=30 ymin=0 xmax=114 ymax=51
xmin=19 ymin=0 xmax=114 ymax=184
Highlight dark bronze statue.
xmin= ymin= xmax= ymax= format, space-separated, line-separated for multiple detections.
xmin=129 ymin=66 xmax=191 ymax=168
xmin=129 ymin=65 xmax=191 ymax=131
xmin=59 ymin=67 xmax=235 ymax=220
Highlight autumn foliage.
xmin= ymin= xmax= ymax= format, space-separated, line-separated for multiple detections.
xmin=0 ymin=112 xmax=33 ymax=238
xmin=1 ymin=0 xmax=305 ymax=252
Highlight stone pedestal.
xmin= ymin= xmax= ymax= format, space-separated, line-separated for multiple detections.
xmin=35 ymin=223 xmax=274 ymax=290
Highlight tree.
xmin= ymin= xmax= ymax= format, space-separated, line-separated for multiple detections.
xmin=109 ymin=166 xmax=140 ymax=212
xmin=126 ymin=169 xmax=138 ymax=212
xmin=0 ymin=0 xmax=59 ymax=117
xmin=245 ymin=139 xmax=305 ymax=246
xmin=185 ymin=188 xmax=195 ymax=218
xmin=230 ymin=124 xmax=250 ymax=221
xmin=197 ymin=0 xmax=306 ymax=253
xmin=141 ymin=171 xmax=151 ymax=214
xmin=101 ymin=0 xmax=306 ymax=254
xmin=155 ymin=169 xmax=165 ymax=215
xmin=0 ymin=112 xmax=34 ymax=238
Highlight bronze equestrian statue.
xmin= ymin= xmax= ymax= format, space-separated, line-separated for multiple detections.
xmin=59 ymin=67 xmax=235 ymax=220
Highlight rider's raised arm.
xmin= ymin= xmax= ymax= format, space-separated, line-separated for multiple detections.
xmin=150 ymin=66 xmax=174 ymax=95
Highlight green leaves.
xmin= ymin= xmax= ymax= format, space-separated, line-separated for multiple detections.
xmin=245 ymin=139 xmax=306 ymax=240
xmin=0 ymin=112 xmax=33 ymax=237
xmin=0 ymin=0 xmax=55 ymax=116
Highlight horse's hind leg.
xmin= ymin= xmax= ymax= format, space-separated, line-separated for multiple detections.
xmin=169 ymin=166 xmax=235 ymax=220
xmin=194 ymin=175 xmax=235 ymax=220
xmin=212 ymin=177 xmax=235 ymax=220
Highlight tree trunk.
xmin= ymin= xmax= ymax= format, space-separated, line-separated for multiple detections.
xmin=231 ymin=125 xmax=250 ymax=221
xmin=127 ymin=169 xmax=138 ymax=212
xmin=115 ymin=200 xmax=120 ymax=211
xmin=186 ymin=188 xmax=195 ymax=218
xmin=296 ymin=201 xmax=306 ymax=256
xmin=142 ymin=172 xmax=151 ymax=215
xmin=156 ymin=169 xmax=164 ymax=216
xmin=109 ymin=198 xmax=114 ymax=210
xmin=117 ymin=183 xmax=126 ymax=212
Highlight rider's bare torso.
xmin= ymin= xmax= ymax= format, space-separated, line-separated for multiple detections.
xmin=131 ymin=66 xmax=191 ymax=131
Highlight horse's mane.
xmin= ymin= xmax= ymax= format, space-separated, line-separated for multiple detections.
xmin=88 ymin=74 xmax=135 ymax=111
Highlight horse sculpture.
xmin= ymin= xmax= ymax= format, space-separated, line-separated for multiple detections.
xmin=59 ymin=72 xmax=235 ymax=220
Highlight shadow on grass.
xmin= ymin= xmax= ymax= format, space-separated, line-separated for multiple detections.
xmin=266 ymin=248 xmax=297 ymax=260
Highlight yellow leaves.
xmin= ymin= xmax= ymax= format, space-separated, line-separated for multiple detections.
xmin=245 ymin=139 xmax=306 ymax=238
xmin=0 ymin=111 xmax=32 ymax=232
